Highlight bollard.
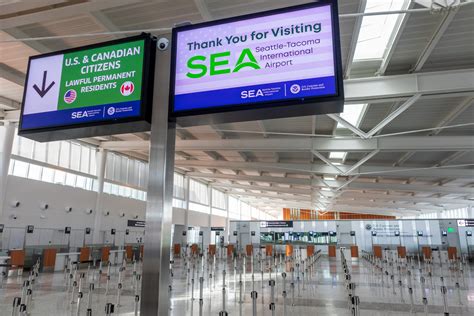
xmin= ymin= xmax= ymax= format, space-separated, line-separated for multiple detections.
xmin=251 ymin=291 xmax=257 ymax=316
xmin=269 ymin=280 xmax=276 ymax=316
xmin=105 ymin=303 xmax=115 ymax=315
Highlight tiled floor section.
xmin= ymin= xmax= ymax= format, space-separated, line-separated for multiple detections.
xmin=1 ymin=254 xmax=473 ymax=315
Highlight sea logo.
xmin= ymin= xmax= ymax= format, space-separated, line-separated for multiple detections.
xmin=107 ymin=107 xmax=116 ymax=116
xmin=64 ymin=89 xmax=77 ymax=104
xmin=120 ymin=81 xmax=134 ymax=96
xmin=365 ymin=224 xmax=372 ymax=231
xmin=290 ymin=84 xmax=301 ymax=94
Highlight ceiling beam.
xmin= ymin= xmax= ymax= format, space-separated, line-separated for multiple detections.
xmin=0 ymin=0 xmax=144 ymax=29
xmin=175 ymin=160 xmax=474 ymax=179
xmin=0 ymin=96 xmax=20 ymax=110
xmin=338 ymin=192 xmax=473 ymax=206
xmin=101 ymin=135 xmax=474 ymax=152
xmin=411 ymin=7 xmax=459 ymax=72
xmin=189 ymin=171 xmax=474 ymax=196
xmin=0 ymin=63 xmax=25 ymax=86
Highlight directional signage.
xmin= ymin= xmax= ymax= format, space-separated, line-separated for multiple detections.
xmin=127 ymin=220 xmax=145 ymax=228
xmin=211 ymin=227 xmax=225 ymax=231
xmin=458 ymin=219 xmax=474 ymax=227
xmin=260 ymin=221 xmax=293 ymax=228
xmin=170 ymin=1 xmax=344 ymax=126
xmin=19 ymin=34 xmax=156 ymax=142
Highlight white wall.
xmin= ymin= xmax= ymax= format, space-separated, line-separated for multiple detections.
xmin=1 ymin=176 xmax=227 ymax=249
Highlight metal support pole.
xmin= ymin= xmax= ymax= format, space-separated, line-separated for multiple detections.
xmin=140 ymin=34 xmax=175 ymax=316
xmin=269 ymin=279 xmax=275 ymax=316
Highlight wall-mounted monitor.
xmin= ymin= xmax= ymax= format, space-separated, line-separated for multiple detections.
xmin=394 ymin=231 xmax=400 ymax=237
xmin=467 ymin=231 xmax=472 ymax=237
xmin=19 ymin=34 xmax=156 ymax=142
xmin=27 ymin=225 xmax=35 ymax=233
xmin=417 ymin=231 xmax=423 ymax=237
xmin=371 ymin=231 xmax=377 ymax=237
xmin=111 ymin=229 xmax=116 ymax=235
xmin=85 ymin=227 xmax=91 ymax=234
xmin=169 ymin=1 xmax=344 ymax=126
xmin=350 ymin=231 xmax=356 ymax=236
xmin=65 ymin=226 xmax=71 ymax=234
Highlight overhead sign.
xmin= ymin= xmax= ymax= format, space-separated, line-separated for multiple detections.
xmin=260 ymin=221 xmax=293 ymax=228
xmin=19 ymin=34 xmax=156 ymax=141
xmin=127 ymin=220 xmax=146 ymax=228
xmin=458 ymin=219 xmax=474 ymax=227
xmin=211 ymin=227 xmax=225 ymax=231
xmin=170 ymin=1 xmax=344 ymax=126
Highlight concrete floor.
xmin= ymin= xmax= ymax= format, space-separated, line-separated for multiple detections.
xmin=1 ymin=253 xmax=473 ymax=315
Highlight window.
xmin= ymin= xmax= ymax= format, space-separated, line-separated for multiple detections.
xmin=229 ymin=196 xmax=240 ymax=220
xmin=212 ymin=188 xmax=226 ymax=210
xmin=189 ymin=179 xmax=209 ymax=205
xmin=174 ymin=173 xmax=185 ymax=199
xmin=12 ymin=160 xmax=28 ymax=178
xmin=27 ymin=164 xmax=42 ymax=180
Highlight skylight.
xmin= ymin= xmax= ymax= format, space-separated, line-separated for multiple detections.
xmin=329 ymin=103 xmax=367 ymax=160
xmin=336 ymin=103 xmax=367 ymax=129
xmin=353 ymin=0 xmax=409 ymax=60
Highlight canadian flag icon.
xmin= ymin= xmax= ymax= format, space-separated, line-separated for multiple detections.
xmin=120 ymin=81 xmax=134 ymax=96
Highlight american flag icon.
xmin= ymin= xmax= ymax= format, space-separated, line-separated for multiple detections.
xmin=64 ymin=89 xmax=77 ymax=104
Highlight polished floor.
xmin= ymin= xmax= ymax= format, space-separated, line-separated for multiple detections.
xmin=1 ymin=251 xmax=473 ymax=315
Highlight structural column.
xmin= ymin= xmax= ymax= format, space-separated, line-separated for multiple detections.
xmin=92 ymin=148 xmax=107 ymax=244
xmin=0 ymin=122 xmax=15 ymax=220
xmin=140 ymin=35 xmax=176 ymax=316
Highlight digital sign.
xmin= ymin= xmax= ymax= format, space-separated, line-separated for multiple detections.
xmin=19 ymin=34 xmax=156 ymax=141
xmin=170 ymin=1 xmax=343 ymax=126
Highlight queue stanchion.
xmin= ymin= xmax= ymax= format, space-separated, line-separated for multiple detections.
xmin=12 ymin=297 xmax=21 ymax=316
xmin=251 ymin=290 xmax=257 ymax=316
xmin=408 ymin=286 xmax=414 ymax=313
xmin=134 ymin=295 xmax=140 ymax=316
xmin=351 ymin=295 xmax=360 ymax=316
xmin=105 ymin=303 xmax=114 ymax=315
xmin=282 ymin=272 xmax=287 ymax=316
xmin=86 ymin=283 xmax=94 ymax=316
xmin=421 ymin=276 xmax=428 ymax=316
xmin=269 ymin=279 xmax=276 ymax=316
xmin=441 ymin=285 xmax=449 ymax=315
xmin=199 ymin=276 xmax=204 ymax=316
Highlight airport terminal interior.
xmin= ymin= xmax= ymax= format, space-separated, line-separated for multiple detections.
xmin=0 ymin=0 xmax=474 ymax=315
